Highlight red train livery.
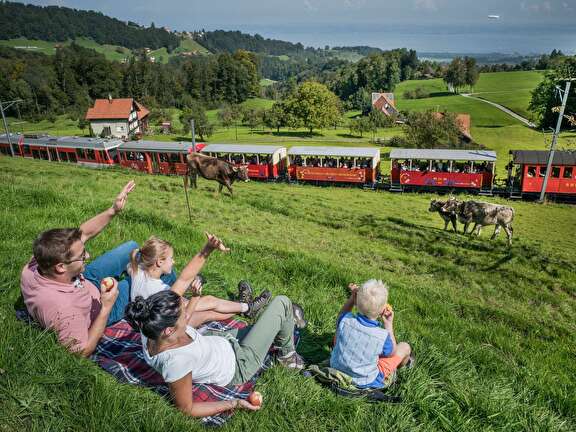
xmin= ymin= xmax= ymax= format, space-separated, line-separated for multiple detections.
xmin=390 ymin=149 xmax=496 ymax=193
xmin=508 ymin=150 xmax=576 ymax=196
xmin=201 ymin=144 xmax=287 ymax=180
xmin=287 ymin=146 xmax=381 ymax=185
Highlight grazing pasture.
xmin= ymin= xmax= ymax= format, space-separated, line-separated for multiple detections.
xmin=0 ymin=156 xmax=574 ymax=431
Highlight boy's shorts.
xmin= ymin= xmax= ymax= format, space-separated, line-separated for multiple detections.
xmin=377 ymin=355 xmax=403 ymax=377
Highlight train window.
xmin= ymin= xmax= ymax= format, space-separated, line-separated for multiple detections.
xmin=539 ymin=166 xmax=546 ymax=177
xmin=564 ymin=167 xmax=573 ymax=179
xmin=85 ymin=149 xmax=96 ymax=160
xmin=107 ymin=148 xmax=118 ymax=161
xmin=526 ymin=166 xmax=536 ymax=177
xmin=159 ymin=153 xmax=169 ymax=163
xmin=68 ymin=152 xmax=77 ymax=163
xmin=170 ymin=153 xmax=181 ymax=163
xmin=58 ymin=151 xmax=69 ymax=162
xmin=551 ymin=167 xmax=560 ymax=178
xmin=0 ymin=146 xmax=10 ymax=156
xmin=76 ymin=148 xmax=85 ymax=159
xmin=23 ymin=145 xmax=31 ymax=154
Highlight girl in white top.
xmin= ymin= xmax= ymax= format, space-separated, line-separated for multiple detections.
xmin=128 ymin=234 xmax=257 ymax=328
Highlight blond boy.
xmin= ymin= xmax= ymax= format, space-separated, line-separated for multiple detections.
xmin=330 ymin=279 xmax=412 ymax=388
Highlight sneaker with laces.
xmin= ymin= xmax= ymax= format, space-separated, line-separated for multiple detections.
xmin=244 ymin=290 xmax=271 ymax=319
xmin=237 ymin=280 xmax=253 ymax=304
xmin=292 ymin=302 xmax=308 ymax=329
xmin=277 ymin=351 xmax=305 ymax=370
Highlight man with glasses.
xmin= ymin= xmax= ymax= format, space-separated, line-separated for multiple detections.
xmin=21 ymin=181 xmax=145 ymax=357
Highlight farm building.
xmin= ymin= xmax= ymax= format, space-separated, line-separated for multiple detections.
xmin=85 ymin=96 xmax=150 ymax=139
xmin=371 ymin=92 xmax=399 ymax=117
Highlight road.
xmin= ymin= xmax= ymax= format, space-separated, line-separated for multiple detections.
xmin=460 ymin=93 xmax=536 ymax=128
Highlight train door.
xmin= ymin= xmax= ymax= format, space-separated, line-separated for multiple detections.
xmin=548 ymin=166 xmax=561 ymax=193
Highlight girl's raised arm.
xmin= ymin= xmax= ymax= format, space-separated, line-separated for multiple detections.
xmin=171 ymin=233 xmax=229 ymax=297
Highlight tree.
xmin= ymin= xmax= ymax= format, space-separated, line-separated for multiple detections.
xmin=529 ymin=56 xmax=576 ymax=129
xmin=403 ymin=110 xmax=472 ymax=149
xmin=242 ymin=108 xmax=263 ymax=132
xmin=464 ymin=57 xmax=479 ymax=90
xmin=77 ymin=117 xmax=89 ymax=133
xmin=349 ymin=116 xmax=374 ymax=138
xmin=443 ymin=57 xmax=466 ymax=93
xmin=180 ymin=104 xmax=214 ymax=140
xmin=218 ymin=104 xmax=236 ymax=129
xmin=283 ymin=81 xmax=342 ymax=134
xmin=264 ymin=103 xmax=287 ymax=133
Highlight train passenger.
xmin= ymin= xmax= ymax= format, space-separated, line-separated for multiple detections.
xmin=128 ymin=234 xmax=271 ymax=328
xmin=260 ymin=154 xmax=270 ymax=164
xmin=527 ymin=167 xmax=536 ymax=177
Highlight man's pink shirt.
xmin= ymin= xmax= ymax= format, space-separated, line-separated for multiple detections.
xmin=21 ymin=258 xmax=102 ymax=351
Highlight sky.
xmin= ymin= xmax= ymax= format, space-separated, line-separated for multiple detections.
xmin=15 ymin=1 xmax=576 ymax=53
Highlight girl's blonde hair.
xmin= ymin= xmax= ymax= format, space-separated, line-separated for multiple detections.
xmin=130 ymin=236 xmax=173 ymax=275
xmin=356 ymin=279 xmax=389 ymax=319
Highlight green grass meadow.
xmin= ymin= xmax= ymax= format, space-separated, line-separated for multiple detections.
xmin=0 ymin=156 xmax=575 ymax=431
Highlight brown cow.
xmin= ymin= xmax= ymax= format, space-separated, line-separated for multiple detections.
xmin=185 ymin=152 xmax=249 ymax=196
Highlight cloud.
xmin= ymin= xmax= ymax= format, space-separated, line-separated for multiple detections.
xmin=520 ymin=1 xmax=555 ymax=14
xmin=343 ymin=0 xmax=367 ymax=8
xmin=414 ymin=0 xmax=438 ymax=11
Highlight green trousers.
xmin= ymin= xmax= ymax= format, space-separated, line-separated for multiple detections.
xmin=221 ymin=295 xmax=296 ymax=385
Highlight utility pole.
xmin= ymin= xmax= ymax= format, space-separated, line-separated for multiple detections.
xmin=539 ymin=79 xmax=573 ymax=203
xmin=190 ymin=119 xmax=196 ymax=152
xmin=0 ymin=99 xmax=24 ymax=157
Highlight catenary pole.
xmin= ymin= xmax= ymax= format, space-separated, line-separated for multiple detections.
xmin=539 ymin=80 xmax=573 ymax=203
xmin=0 ymin=99 xmax=23 ymax=157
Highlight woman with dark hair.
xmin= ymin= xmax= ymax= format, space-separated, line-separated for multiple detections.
xmin=125 ymin=288 xmax=304 ymax=418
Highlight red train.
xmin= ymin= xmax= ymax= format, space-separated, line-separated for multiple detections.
xmin=1 ymin=132 xmax=575 ymax=200
xmin=390 ymin=149 xmax=497 ymax=193
xmin=287 ymin=146 xmax=381 ymax=185
xmin=202 ymin=144 xmax=287 ymax=180
xmin=507 ymin=150 xmax=576 ymax=197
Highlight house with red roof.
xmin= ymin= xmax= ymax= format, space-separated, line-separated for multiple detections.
xmin=85 ymin=96 xmax=150 ymax=139
xmin=371 ymin=92 xmax=399 ymax=117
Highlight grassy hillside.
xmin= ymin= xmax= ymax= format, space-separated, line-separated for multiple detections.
xmin=473 ymin=71 xmax=546 ymax=120
xmin=0 ymin=37 xmax=210 ymax=63
xmin=0 ymin=157 xmax=575 ymax=431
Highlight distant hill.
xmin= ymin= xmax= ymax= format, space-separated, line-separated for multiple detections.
xmin=0 ymin=1 xmax=180 ymax=51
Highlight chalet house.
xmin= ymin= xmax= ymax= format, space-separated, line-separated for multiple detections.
xmin=371 ymin=92 xmax=400 ymax=117
xmin=85 ymin=96 xmax=150 ymax=139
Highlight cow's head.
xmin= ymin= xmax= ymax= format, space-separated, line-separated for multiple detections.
xmin=428 ymin=199 xmax=443 ymax=212
xmin=233 ymin=165 xmax=250 ymax=182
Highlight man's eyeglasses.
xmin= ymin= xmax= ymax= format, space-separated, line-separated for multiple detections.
xmin=65 ymin=249 xmax=88 ymax=264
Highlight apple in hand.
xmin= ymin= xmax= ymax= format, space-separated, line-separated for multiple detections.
xmin=383 ymin=303 xmax=393 ymax=317
xmin=101 ymin=277 xmax=116 ymax=292
xmin=248 ymin=391 xmax=263 ymax=407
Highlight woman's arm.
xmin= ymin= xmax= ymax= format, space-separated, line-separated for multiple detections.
xmin=170 ymin=374 xmax=259 ymax=417
xmin=171 ymin=233 xmax=229 ymax=297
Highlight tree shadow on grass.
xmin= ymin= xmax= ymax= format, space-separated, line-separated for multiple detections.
xmin=336 ymin=133 xmax=362 ymax=139
xmin=429 ymin=91 xmax=456 ymax=97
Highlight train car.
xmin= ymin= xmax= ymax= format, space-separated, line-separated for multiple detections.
xmin=390 ymin=149 xmax=497 ymax=193
xmin=201 ymin=144 xmax=287 ymax=180
xmin=1 ymin=133 xmax=121 ymax=166
xmin=0 ymin=133 xmax=23 ymax=156
xmin=287 ymin=146 xmax=380 ymax=185
xmin=117 ymin=141 xmax=204 ymax=175
xmin=507 ymin=150 xmax=576 ymax=197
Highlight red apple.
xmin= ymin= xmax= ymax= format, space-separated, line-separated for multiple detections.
xmin=248 ymin=391 xmax=263 ymax=407
xmin=101 ymin=277 xmax=115 ymax=292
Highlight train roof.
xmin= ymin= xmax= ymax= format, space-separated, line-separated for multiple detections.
xmin=390 ymin=149 xmax=497 ymax=162
xmin=202 ymin=144 xmax=285 ymax=154
xmin=119 ymin=140 xmax=191 ymax=152
xmin=288 ymin=146 xmax=380 ymax=159
xmin=16 ymin=134 xmax=123 ymax=150
xmin=510 ymin=150 xmax=576 ymax=166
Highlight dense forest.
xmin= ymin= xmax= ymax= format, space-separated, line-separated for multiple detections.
xmin=0 ymin=44 xmax=259 ymax=119
xmin=197 ymin=30 xmax=310 ymax=55
xmin=0 ymin=1 xmax=180 ymax=50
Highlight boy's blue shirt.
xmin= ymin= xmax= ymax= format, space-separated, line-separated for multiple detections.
xmin=336 ymin=312 xmax=394 ymax=388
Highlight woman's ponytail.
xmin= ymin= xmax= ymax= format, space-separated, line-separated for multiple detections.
xmin=129 ymin=248 xmax=140 ymax=276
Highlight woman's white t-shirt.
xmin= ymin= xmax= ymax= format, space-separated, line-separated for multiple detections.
xmin=142 ymin=326 xmax=236 ymax=385
xmin=128 ymin=265 xmax=170 ymax=301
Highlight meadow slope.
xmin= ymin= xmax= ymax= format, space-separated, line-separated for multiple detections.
xmin=0 ymin=157 xmax=575 ymax=432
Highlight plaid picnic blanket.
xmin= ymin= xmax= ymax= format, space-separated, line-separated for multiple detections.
xmin=15 ymin=309 xmax=271 ymax=427
xmin=91 ymin=318 xmax=270 ymax=426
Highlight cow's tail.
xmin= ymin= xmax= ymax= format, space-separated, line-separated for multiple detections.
xmin=183 ymin=166 xmax=193 ymax=223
